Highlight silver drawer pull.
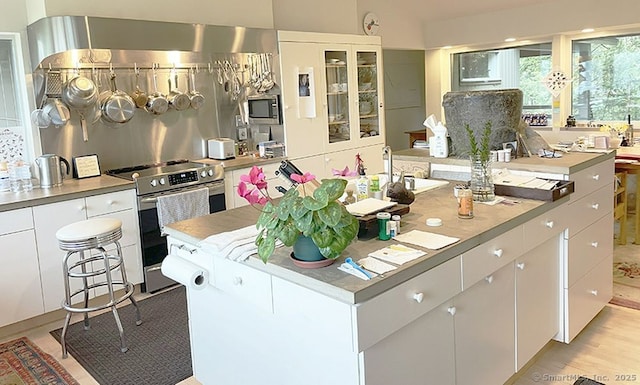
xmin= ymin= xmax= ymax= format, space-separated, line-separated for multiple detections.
xmin=485 ymin=275 xmax=494 ymax=284
xmin=592 ymin=174 xmax=600 ymax=181
xmin=591 ymin=241 xmax=599 ymax=248
xmin=170 ymin=244 xmax=197 ymax=254
xmin=413 ymin=292 xmax=424 ymax=303
xmin=590 ymin=289 xmax=598 ymax=296
xmin=493 ymin=249 xmax=503 ymax=258
xmin=591 ymin=203 xmax=599 ymax=210
xmin=517 ymin=262 xmax=526 ymax=270
xmin=447 ymin=306 xmax=457 ymax=316
xmin=233 ymin=276 xmax=243 ymax=286
xmin=545 ymin=220 xmax=554 ymax=228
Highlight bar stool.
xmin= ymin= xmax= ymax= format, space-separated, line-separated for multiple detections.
xmin=56 ymin=217 xmax=142 ymax=358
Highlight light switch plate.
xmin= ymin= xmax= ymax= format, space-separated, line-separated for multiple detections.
xmin=237 ymin=126 xmax=248 ymax=140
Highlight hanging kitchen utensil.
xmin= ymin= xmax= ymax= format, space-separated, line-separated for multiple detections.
xmin=31 ymin=108 xmax=52 ymax=128
xmin=43 ymin=98 xmax=70 ymax=126
xmin=216 ymin=61 xmax=224 ymax=85
xmin=167 ymin=70 xmax=190 ymax=111
xmin=261 ymin=53 xmax=275 ymax=91
xmin=100 ymin=69 xmax=136 ymax=124
xmin=130 ymin=65 xmax=148 ymax=108
xmin=145 ymin=65 xmax=169 ymax=115
xmin=45 ymin=69 xmax=63 ymax=98
xmin=188 ymin=68 xmax=205 ymax=110
xmin=62 ymin=70 xmax=99 ymax=142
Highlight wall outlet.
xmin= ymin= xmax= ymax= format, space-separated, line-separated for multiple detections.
xmin=237 ymin=126 xmax=248 ymax=140
xmin=235 ymin=115 xmax=244 ymax=127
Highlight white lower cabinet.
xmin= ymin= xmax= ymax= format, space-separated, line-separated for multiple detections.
xmin=33 ymin=189 xmax=141 ymax=313
xmin=454 ymin=262 xmax=516 ymax=385
xmin=0 ymin=226 xmax=43 ymax=327
xmin=515 ymin=234 xmax=561 ymax=370
xmin=361 ymin=300 xmax=456 ymax=385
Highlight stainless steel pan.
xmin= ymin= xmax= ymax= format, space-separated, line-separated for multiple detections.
xmin=62 ymin=72 xmax=99 ymax=141
xmin=145 ymin=67 xmax=168 ymax=115
xmin=168 ymin=71 xmax=190 ymax=111
xmin=188 ymin=68 xmax=205 ymax=110
xmin=100 ymin=71 xmax=136 ymax=124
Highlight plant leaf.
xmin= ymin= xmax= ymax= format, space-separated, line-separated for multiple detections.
xmin=311 ymin=228 xmax=334 ymax=248
xmin=294 ymin=210 xmax=314 ymax=233
xmin=317 ymin=201 xmax=342 ymax=227
xmin=302 ymin=196 xmax=325 ymax=211
xmin=290 ymin=197 xmax=307 ymax=220
xmin=279 ymin=222 xmax=300 ymax=246
xmin=257 ymin=235 xmax=276 ymax=263
xmin=318 ymin=178 xmax=347 ymax=201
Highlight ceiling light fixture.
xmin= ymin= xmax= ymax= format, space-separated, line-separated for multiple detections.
xmin=442 ymin=45 xmax=452 ymax=49
xmin=582 ymin=28 xmax=595 ymax=33
xmin=505 ymin=37 xmax=516 ymax=42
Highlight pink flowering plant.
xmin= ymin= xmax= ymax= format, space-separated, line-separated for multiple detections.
xmin=237 ymin=166 xmax=359 ymax=263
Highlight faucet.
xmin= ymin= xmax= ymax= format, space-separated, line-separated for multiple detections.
xmin=383 ymin=145 xmax=393 ymax=183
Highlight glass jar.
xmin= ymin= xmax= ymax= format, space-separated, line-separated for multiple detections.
xmin=457 ymin=187 xmax=474 ymax=219
xmin=469 ymin=155 xmax=495 ymax=202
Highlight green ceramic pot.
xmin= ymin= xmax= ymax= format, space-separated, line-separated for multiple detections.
xmin=292 ymin=235 xmax=325 ymax=262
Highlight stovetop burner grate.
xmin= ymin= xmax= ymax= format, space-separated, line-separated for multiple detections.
xmin=106 ymin=159 xmax=191 ymax=176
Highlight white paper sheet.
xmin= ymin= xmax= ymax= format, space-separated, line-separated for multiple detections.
xmin=358 ymin=257 xmax=398 ymax=274
xmin=368 ymin=244 xmax=426 ymax=265
xmin=392 ymin=230 xmax=459 ymax=250
xmin=345 ymin=198 xmax=397 ymax=216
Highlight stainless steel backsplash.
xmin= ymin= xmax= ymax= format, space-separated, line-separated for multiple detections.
xmin=29 ymin=17 xmax=284 ymax=171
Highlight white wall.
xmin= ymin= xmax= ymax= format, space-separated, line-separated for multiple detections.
xmin=273 ymin=0 xmax=358 ymax=35
xmin=424 ymin=0 xmax=640 ymax=49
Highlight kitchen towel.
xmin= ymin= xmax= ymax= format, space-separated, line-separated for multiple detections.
xmin=199 ymin=225 xmax=260 ymax=259
xmin=392 ymin=230 xmax=459 ymax=250
xmin=156 ymin=187 xmax=210 ymax=235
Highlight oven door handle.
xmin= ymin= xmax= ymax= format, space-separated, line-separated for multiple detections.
xmin=139 ymin=183 xmax=225 ymax=205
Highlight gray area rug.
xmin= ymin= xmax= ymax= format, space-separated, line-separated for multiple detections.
xmin=50 ymin=286 xmax=191 ymax=385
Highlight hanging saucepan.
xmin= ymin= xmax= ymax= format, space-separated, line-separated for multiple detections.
xmin=99 ymin=71 xmax=136 ymax=124
xmin=62 ymin=72 xmax=99 ymax=141
xmin=167 ymin=71 xmax=191 ymax=111
xmin=43 ymin=98 xmax=70 ymax=126
xmin=188 ymin=68 xmax=205 ymax=110
xmin=130 ymin=67 xmax=148 ymax=109
xmin=145 ymin=67 xmax=169 ymax=115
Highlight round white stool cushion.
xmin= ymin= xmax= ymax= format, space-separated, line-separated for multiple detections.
xmin=56 ymin=218 xmax=122 ymax=242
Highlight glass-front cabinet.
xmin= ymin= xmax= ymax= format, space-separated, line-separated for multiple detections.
xmin=278 ymin=31 xmax=384 ymax=176
xmin=322 ymin=45 xmax=383 ymax=152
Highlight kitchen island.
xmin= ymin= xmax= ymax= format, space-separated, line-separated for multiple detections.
xmin=164 ymin=150 xmax=614 ymax=385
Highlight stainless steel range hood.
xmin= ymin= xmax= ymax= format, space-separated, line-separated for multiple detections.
xmin=27 ymin=16 xmax=278 ymax=70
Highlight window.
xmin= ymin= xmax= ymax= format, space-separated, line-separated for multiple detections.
xmin=452 ymin=43 xmax=552 ymax=120
xmin=572 ymin=34 xmax=640 ymax=122
xmin=0 ymin=33 xmax=32 ymax=162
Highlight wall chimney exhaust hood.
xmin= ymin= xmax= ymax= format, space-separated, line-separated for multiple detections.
xmin=27 ymin=16 xmax=278 ymax=70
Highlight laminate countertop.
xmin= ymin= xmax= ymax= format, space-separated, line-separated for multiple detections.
xmin=393 ymin=148 xmax=614 ymax=175
xmin=0 ymin=175 xmax=134 ymax=213
xmin=0 ymin=155 xmax=284 ymax=213
xmin=165 ymin=179 xmax=566 ymax=304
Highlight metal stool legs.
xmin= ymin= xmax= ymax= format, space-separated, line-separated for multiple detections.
xmin=60 ymin=240 xmax=141 ymax=358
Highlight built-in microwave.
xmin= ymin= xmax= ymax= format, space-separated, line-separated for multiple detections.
xmin=247 ymin=94 xmax=281 ymax=125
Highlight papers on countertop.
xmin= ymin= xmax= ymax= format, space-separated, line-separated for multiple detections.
xmin=345 ymin=198 xmax=397 ymax=216
xmin=368 ymin=244 xmax=426 ymax=265
xmin=338 ymin=262 xmax=378 ymax=280
xmin=493 ymin=169 xmax=560 ymax=190
xmin=358 ymin=257 xmax=398 ymax=274
xmin=392 ymin=230 xmax=460 ymax=250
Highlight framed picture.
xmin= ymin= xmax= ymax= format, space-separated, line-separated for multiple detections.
xmin=72 ymin=154 xmax=101 ymax=179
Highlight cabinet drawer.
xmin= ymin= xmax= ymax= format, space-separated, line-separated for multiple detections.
xmin=567 ymin=214 xmax=613 ymax=288
xmin=0 ymin=207 xmax=33 ymax=235
xmin=566 ymin=183 xmax=613 ymax=236
xmin=461 ymin=225 xmax=523 ymax=290
xmin=570 ymin=159 xmax=614 ymax=202
xmin=523 ymin=204 xmax=567 ymax=252
xmin=85 ymin=189 xmax=136 ymax=217
xmin=231 ymin=162 xmax=281 ymax=187
xmin=565 ymin=254 xmax=612 ymax=342
xmin=213 ymin=257 xmax=273 ymax=313
xmin=355 ymin=256 xmax=461 ymax=351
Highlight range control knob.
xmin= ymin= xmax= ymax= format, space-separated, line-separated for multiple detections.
xmin=159 ymin=177 xmax=166 ymax=185
xmin=208 ymin=169 xmax=214 ymax=176
xmin=150 ymin=179 xmax=158 ymax=187
xmin=201 ymin=170 xmax=208 ymax=178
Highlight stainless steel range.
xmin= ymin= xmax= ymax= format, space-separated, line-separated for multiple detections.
xmin=108 ymin=159 xmax=226 ymax=292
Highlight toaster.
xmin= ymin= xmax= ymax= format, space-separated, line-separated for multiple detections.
xmin=208 ymin=138 xmax=236 ymax=160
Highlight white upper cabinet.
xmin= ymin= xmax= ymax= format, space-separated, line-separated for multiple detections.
xmin=278 ymin=31 xmax=385 ymax=161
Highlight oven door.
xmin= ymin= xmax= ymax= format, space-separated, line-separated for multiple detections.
xmin=137 ymin=181 xmax=225 ymax=292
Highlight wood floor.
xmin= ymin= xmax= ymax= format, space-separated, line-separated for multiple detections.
xmin=0 ymin=302 xmax=637 ymax=385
